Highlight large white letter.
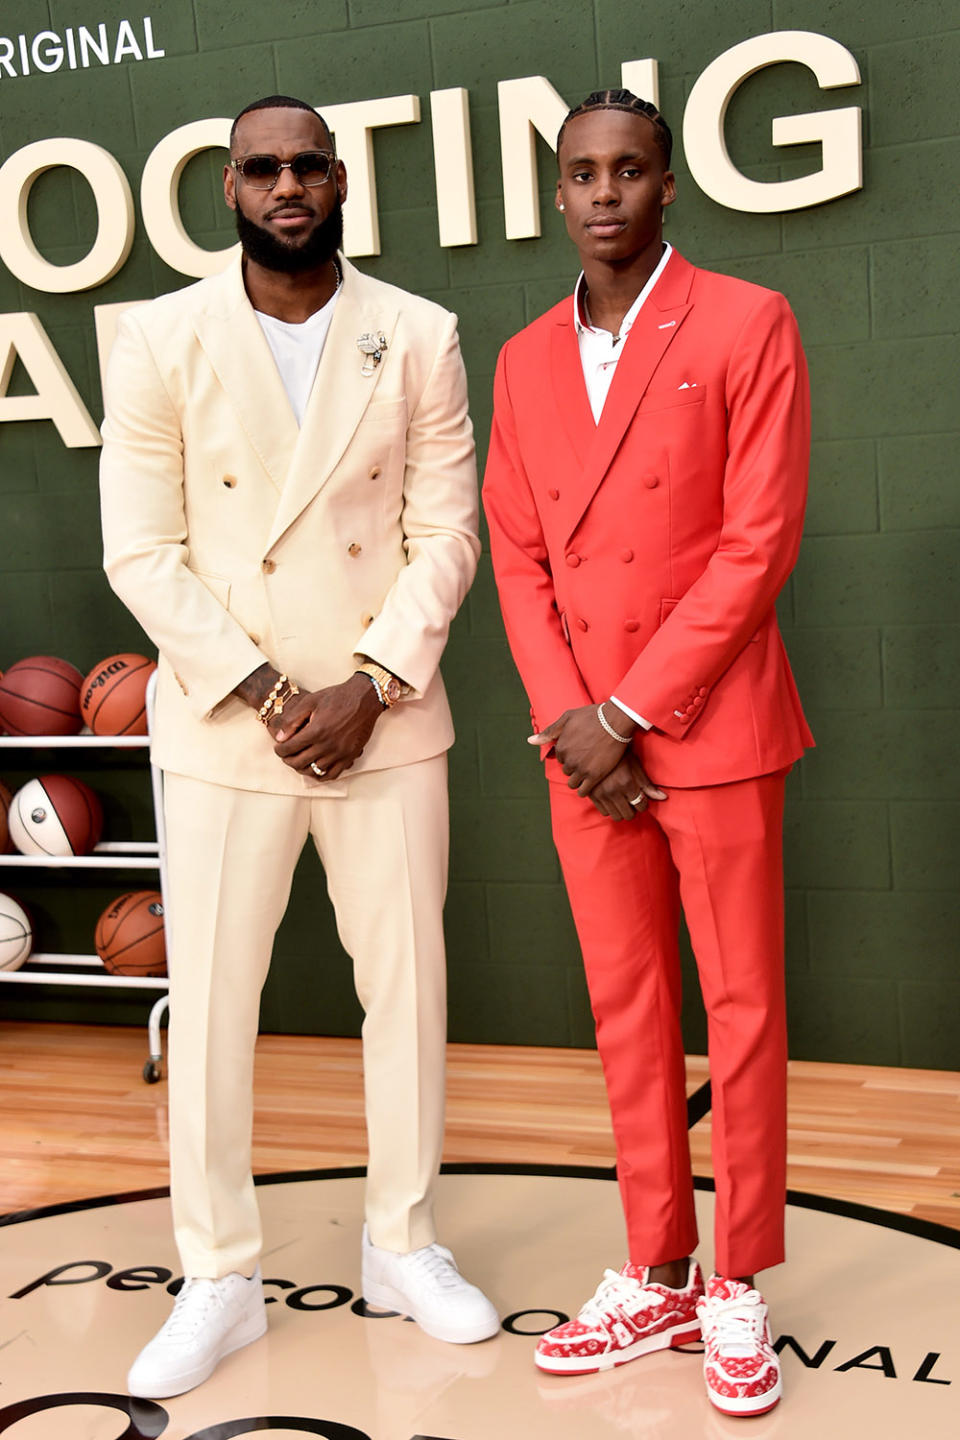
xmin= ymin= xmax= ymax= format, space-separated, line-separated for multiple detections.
xmin=620 ymin=59 xmax=660 ymax=109
xmin=140 ymin=118 xmax=238 ymax=279
xmin=430 ymin=88 xmax=477 ymax=247
xmin=682 ymin=31 xmax=862 ymax=213
xmin=497 ymin=76 xmax=568 ymax=240
xmin=0 ymin=312 xmax=101 ymax=447
xmin=322 ymin=95 xmax=420 ymax=257
xmin=0 ymin=139 xmax=134 ymax=292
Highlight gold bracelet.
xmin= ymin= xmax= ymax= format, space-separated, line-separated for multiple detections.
xmin=258 ymin=673 xmax=288 ymax=725
xmin=271 ymin=681 xmax=300 ymax=719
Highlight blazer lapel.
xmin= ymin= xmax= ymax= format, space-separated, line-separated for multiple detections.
xmin=560 ymin=249 xmax=696 ymax=544
xmin=265 ymin=259 xmax=399 ymax=551
xmin=192 ymin=258 xmax=297 ymax=494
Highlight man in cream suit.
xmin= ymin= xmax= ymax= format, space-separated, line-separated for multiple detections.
xmin=100 ymin=94 xmax=497 ymax=1400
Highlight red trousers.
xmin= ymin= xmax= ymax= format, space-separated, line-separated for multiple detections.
xmin=548 ymin=768 xmax=789 ymax=1279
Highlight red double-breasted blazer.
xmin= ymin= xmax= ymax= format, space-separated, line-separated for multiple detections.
xmin=483 ymin=248 xmax=814 ymax=788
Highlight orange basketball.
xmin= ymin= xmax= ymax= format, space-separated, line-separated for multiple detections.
xmin=0 ymin=779 xmax=13 ymax=855
xmin=81 ymin=654 xmax=157 ymax=736
xmin=0 ymin=657 xmax=83 ymax=736
xmin=95 ymin=890 xmax=167 ymax=976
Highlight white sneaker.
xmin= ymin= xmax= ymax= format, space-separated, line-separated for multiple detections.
xmin=361 ymin=1225 xmax=499 ymax=1344
xmin=127 ymin=1267 xmax=267 ymax=1398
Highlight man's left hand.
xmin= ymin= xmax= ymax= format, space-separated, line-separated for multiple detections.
xmin=529 ymin=701 xmax=637 ymax=795
xmin=273 ymin=673 xmax=383 ymax=780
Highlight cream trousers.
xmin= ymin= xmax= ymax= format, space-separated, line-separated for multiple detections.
xmin=162 ymin=755 xmax=449 ymax=1278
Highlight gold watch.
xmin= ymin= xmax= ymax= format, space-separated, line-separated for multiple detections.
xmin=356 ymin=661 xmax=404 ymax=708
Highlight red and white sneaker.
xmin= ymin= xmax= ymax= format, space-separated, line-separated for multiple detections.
xmin=535 ymin=1260 xmax=704 ymax=1375
xmin=696 ymin=1276 xmax=782 ymax=1416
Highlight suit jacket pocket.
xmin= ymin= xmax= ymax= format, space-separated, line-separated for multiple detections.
xmin=189 ymin=569 xmax=231 ymax=609
xmin=639 ymin=384 xmax=707 ymax=416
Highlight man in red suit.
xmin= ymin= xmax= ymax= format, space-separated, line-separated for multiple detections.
xmin=483 ymin=90 xmax=813 ymax=1418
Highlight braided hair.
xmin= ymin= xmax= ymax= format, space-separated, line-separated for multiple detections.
xmin=556 ymin=89 xmax=673 ymax=167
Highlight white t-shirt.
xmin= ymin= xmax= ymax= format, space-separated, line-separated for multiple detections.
xmin=254 ymin=287 xmax=341 ymax=426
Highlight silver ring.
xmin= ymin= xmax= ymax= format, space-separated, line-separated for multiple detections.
xmin=310 ymin=762 xmax=326 ymax=778
xmin=628 ymin=793 xmax=644 ymax=806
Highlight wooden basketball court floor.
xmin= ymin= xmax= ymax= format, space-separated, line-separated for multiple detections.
xmin=1 ymin=1023 xmax=958 ymax=1440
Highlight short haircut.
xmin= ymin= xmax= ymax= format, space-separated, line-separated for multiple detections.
xmin=556 ymin=89 xmax=673 ymax=168
xmin=230 ymin=95 xmax=332 ymax=153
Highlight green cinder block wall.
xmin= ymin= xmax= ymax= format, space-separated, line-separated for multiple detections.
xmin=1 ymin=0 xmax=957 ymax=1068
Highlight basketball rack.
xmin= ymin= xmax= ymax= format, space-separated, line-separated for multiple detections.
xmin=0 ymin=673 xmax=170 ymax=1082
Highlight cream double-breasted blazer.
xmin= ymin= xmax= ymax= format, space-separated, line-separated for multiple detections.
xmin=100 ymin=255 xmax=480 ymax=793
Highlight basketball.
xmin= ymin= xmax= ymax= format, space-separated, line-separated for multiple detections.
xmin=7 ymin=775 xmax=103 ymax=857
xmin=0 ymin=657 xmax=84 ymax=736
xmin=95 ymin=890 xmax=167 ymax=976
xmin=0 ymin=892 xmax=32 ymax=972
xmin=81 ymin=653 xmax=157 ymax=736
xmin=0 ymin=779 xmax=13 ymax=854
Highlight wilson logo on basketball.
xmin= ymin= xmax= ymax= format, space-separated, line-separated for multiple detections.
xmin=80 ymin=653 xmax=157 ymax=736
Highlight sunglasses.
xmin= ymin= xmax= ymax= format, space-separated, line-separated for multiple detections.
xmin=231 ymin=150 xmax=337 ymax=190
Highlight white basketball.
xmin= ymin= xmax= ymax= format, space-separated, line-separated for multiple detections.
xmin=0 ymin=892 xmax=31 ymax=971
xmin=8 ymin=777 xmax=72 ymax=857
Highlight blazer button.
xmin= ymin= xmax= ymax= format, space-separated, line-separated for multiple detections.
xmin=348 ymin=543 xmax=362 ymax=556
xmin=575 ymin=617 xmax=588 ymax=631
xmin=565 ymin=553 xmax=581 ymax=568
xmin=222 ymin=474 xmax=237 ymax=488
xmin=642 ymin=474 xmax=659 ymax=489
xmin=248 ymin=633 xmax=261 ymax=647
xmin=369 ymin=465 xmax=381 ymax=480
xmin=548 ymin=488 xmax=560 ymax=500
xmin=624 ymin=619 xmax=640 ymax=633
xmin=620 ymin=549 xmax=634 ymax=563
xmin=361 ymin=613 xmax=374 ymax=628
xmin=262 ymin=558 xmax=276 ymax=574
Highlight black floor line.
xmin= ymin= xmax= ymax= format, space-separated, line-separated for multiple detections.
xmin=686 ymin=1078 xmax=712 ymax=1128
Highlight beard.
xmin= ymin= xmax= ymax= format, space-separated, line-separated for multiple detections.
xmin=235 ymin=195 xmax=344 ymax=274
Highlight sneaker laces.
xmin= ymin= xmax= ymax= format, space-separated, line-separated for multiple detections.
xmin=160 ymin=1279 xmax=226 ymax=1341
xmin=579 ymin=1269 xmax=663 ymax=1325
xmin=700 ymin=1290 xmax=766 ymax=1357
xmin=402 ymin=1243 xmax=464 ymax=1292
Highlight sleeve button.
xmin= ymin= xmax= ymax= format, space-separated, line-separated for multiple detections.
xmin=620 ymin=549 xmax=634 ymax=563
xmin=348 ymin=543 xmax=362 ymax=556
xmin=548 ymin=488 xmax=560 ymax=500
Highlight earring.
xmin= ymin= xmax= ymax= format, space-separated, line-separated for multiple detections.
xmin=559 ymin=203 xmax=565 ymax=211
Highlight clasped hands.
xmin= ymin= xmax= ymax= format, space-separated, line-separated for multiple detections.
xmin=238 ymin=665 xmax=383 ymax=782
xmin=529 ymin=702 xmax=666 ymax=819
